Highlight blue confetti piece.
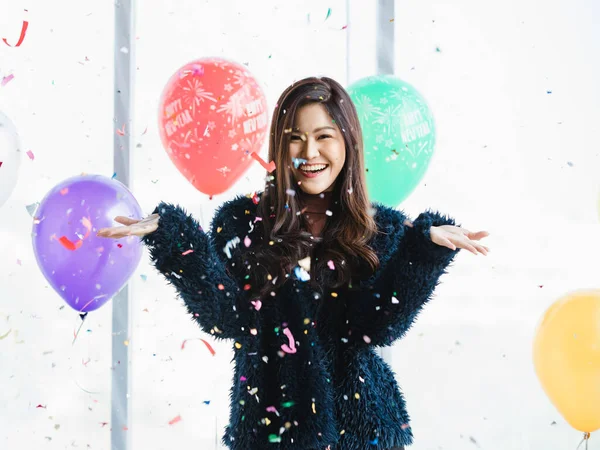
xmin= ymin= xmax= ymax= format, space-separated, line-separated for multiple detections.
xmin=140 ymin=274 xmax=147 ymax=281
xmin=369 ymin=437 xmax=379 ymax=445
xmin=294 ymin=266 xmax=310 ymax=282
xmin=203 ymin=400 xmax=211 ymax=405
xmin=292 ymin=157 xmax=307 ymax=169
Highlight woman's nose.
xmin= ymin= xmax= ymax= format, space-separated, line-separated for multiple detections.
xmin=303 ymin=139 xmax=320 ymax=159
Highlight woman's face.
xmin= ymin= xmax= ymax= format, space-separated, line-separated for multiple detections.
xmin=289 ymin=103 xmax=346 ymax=194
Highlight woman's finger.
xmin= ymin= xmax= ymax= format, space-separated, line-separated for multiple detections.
xmin=455 ymin=237 xmax=478 ymax=255
xmin=114 ymin=216 xmax=140 ymax=226
xmin=441 ymin=237 xmax=457 ymax=251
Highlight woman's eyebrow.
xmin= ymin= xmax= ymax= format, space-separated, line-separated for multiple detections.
xmin=291 ymin=126 xmax=336 ymax=133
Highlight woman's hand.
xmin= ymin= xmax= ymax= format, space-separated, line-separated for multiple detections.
xmin=96 ymin=214 xmax=159 ymax=239
xmin=429 ymin=225 xmax=490 ymax=256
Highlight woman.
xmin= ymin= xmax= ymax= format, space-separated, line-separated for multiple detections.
xmin=98 ymin=77 xmax=489 ymax=450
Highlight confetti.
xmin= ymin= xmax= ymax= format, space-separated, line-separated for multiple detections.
xmin=2 ymin=20 xmax=29 ymax=47
xmin=181 ymin=249 xmax=194 ymax=256
xmin=244 ymin=236 xmax=251 ymax=247
xmin=57 ymin=216 xmax=92 ymax=251
xmin=327 ymin=260 xmax=335 ymax=270
xmin=281 ymin=327 xmax=297 ymax=354
xmin=0 ymin=329 xmax=12 ymax=340
xmin=116 ymin=124 xmax=126 ymax=136
xmin=391 ymin=296 xmax=399 ymax=304
xmin=1 ymin=74 xmax=14 ymax=87
xmin=26 ymin=150 xmax=34 ymax=160
xmin=251 ymin=300 xmax=262 ymax=311
xmin=140 ymin=274 xmax=147 ymax=281
xmin=292 ymin=157 xmax=308 ymax=169
xmin=266 ymin=406 xmax=280 ymax=415
xmin=250 ymin=151 xmax=276 ymax=172
xmin=294 ymin=266 xmax=310 ymax=282
xmin=181 ymin=338 xmax=216 ymax=356
xmin=168 ymin=415 xmax=181 ymax=425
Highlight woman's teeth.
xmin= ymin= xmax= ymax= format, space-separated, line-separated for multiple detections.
xmin=300 ymin=164 xmax=328 ymax=173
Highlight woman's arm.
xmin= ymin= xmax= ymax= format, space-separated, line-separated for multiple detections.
xmin=343 ymin=208 xmax=460 ymax=347
xmin=141 ymin=199 xmax=257 ymax=341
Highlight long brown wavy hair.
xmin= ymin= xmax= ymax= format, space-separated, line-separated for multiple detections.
xmin=251 ymin=76 xmax=379 ymax=298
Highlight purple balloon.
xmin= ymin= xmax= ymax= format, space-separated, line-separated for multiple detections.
xmin=32 ymin=174 xmax=143 ymax=312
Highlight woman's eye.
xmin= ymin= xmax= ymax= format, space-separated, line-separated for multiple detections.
xmin=290 ymin=135 xmax=302 ymax=141
xmin=318 ymin=134 xmax=332 ymax=140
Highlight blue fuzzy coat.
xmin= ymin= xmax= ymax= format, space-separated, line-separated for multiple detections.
xmin=141 ymin=194 xmax=460 ymax=450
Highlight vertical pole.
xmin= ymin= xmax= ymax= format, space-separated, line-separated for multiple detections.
xmin=112 ymin=1 xmax=135 ymax=449
xmin=376 ymin=0 xmax=395 ymax=366
xmin=377 ymin=0 xmax=395 ymax=75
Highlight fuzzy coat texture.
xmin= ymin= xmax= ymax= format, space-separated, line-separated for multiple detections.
xmin=141 ymin=193 xmax=460 ymax=450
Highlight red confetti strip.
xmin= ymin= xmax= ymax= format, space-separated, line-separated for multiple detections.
xmin=2 ymin=21 xmax=29 ymax=47
xmin=181 ymin=249 xmax=194 ymax=256
xmin=116 ymin=124 xmax=126 ymax=136
xmin=168 ymin=415 xmax=182 ymax=425
xmin=0 ymin=162 xmax=2 ymax=168
xmin=36 ymin=404 xmax=46 ymax=409
xmin=58 ymin=236 xmax=82 ymax=251
xmin=57 ymin=217 xmax=92 ymax=251
xmin=250 ymin=152 xmax=276 ymax=173
xmin=181 ymin=338 xmax=216 ymax=356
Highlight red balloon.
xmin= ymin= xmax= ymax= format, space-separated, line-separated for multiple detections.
xmin=158 ymin=57 xmax=268 ymax=196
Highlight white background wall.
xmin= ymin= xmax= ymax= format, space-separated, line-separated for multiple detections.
xmin=1 ymin=0 xmax=599 ymax=449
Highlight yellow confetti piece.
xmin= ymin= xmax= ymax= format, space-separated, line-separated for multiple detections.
xmin=265 ymin=418 xmax=271 ymax=426
xmin=217 ymin=227 xmax=222 ymax=233
xmin=312 ymin=402 xmax=316 ymax=414
xmin=331 ymin=292 xmax=338 ymax=298
xmin=235 ymin=342 xmax=242 ymax=349
xmin=340 ymin=430 xmax=345 ymax=435
xmin=355 ymin=393 xmax=360 ymax=400
xmin=0 ymin=329 xmax=12 ymax=340
xmin=124 ymin=340 xmax=129 ymax=346
xmin=303 ymin=318 xmax=310 ymax=325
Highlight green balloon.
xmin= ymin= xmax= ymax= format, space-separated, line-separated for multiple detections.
xmin=347 ymin=75 xmax=436 ymax=207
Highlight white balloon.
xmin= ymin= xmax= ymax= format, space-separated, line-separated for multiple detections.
xmin=0 ymin=111 xmax=22 ymax=208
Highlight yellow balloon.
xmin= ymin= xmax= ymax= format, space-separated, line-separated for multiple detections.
xmin=533 ymin=290 xmax=600 ymax=432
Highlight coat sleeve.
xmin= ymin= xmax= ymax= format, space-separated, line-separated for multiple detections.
xmin=344 ymin=208 xmax=460 ymax=347
xmin=141 ymin=199 xmax=254 ymax=341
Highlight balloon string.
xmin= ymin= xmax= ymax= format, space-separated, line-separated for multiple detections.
xmin=72 ymin=312 xmax=88 ymax=345
xmin=576 ymin=432 xmax=590 ymax=450
xmin=70 ymin=312 xmax=103 ymax=395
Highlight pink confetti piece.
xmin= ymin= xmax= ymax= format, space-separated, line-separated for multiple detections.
xmin=251 ymin=300 xmax=262 ymax=311
xmin=168 ymin=415 xmax=181 ymax=425
xmin=327 ymin=260 xmax=335 ymax=270
xmin=266 ymin=406 xmax=280 ymax=416
xmin=116 ymin=124 xmax=126 ymax=136
xmin=281 ymin=327 xmax=297 ymax=354
xmin=244 ymin=236 xmax=251 ymax=247
xmin=26 ymin=150 xmax=34 ymax=160
xmin=240 ymin=376 xmax=247 ymax=382
xmin=1 ymin=74 xmax=14 ymax=87
xmin=181 ymin=249 xmax=194 ymax=256
xmin=16 ymin=259 xmax=21 ymax=266
xmin=363 ymin=335 xmax=371 ymax=344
